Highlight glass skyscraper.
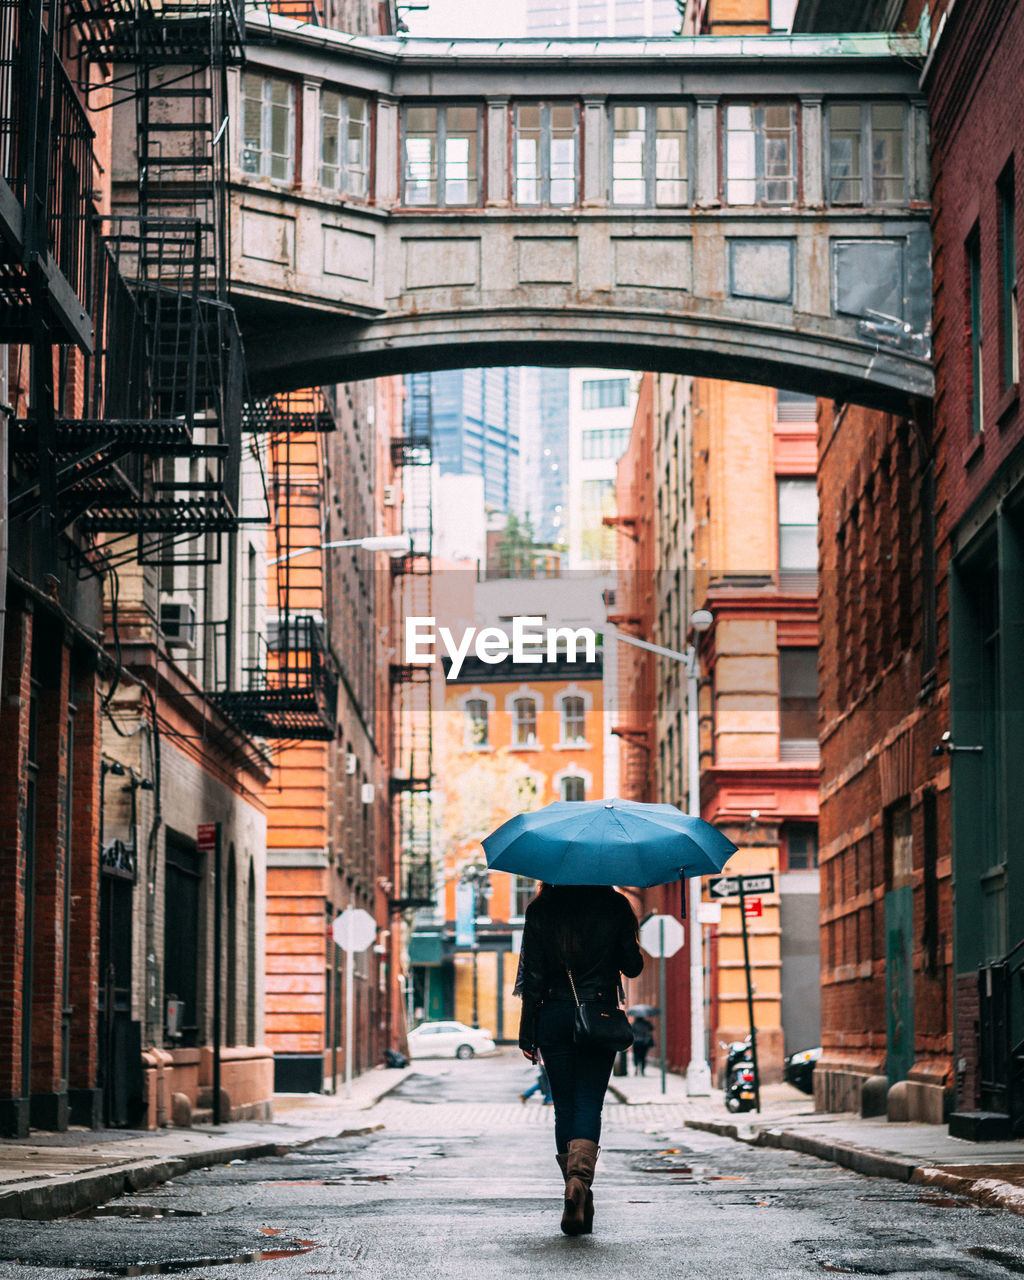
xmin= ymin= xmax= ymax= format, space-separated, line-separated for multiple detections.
xmin=405 ymin=369 xmax=521 ymax=513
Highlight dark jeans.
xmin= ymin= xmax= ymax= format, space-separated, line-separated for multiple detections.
xmin=633 ymin=1043 xmax=650 ymax=1074
xmin=537 ymin=1000 xmax=617 ymax=1153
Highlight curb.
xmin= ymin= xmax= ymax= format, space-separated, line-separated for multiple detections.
xmin=0 ymin=1073 xmax=410 ymax=1223
xmin=685 ymin=1118 xmax=1024 ymax=1217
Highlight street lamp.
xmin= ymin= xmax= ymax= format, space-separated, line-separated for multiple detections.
xmin=268 ymin=533 xmax=411 ymax=566
xmin=609 ymin=607 xmax=714 ymax=1096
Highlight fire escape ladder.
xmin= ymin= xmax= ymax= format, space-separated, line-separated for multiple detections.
xmin=64 ymin=0 xmax=247 ymax=556
xmin=212 ymin=392 xmax=339 ymax=740
xmin=389 ymin=372 xmax=435 ymax=912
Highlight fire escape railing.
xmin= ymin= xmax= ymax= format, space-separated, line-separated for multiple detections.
xmin=213 ymin=393 xmax=340 ymax=741
xmin=389 ymin=371 xmax=435 ymax=912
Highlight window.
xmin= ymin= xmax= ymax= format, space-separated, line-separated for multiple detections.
xmin=515 ymin=103 xmax=578 ymax=206
xmin=242 ymin=73 xmax=295 ymax=183
xmin=403 ymin=105 xmax=480 ymax=207
xmin=581 ymin=427 xmax=631 ymax=459
xmin=724 ymin=103 xmax=796 ymax=205
xmin=321 ymin=91 xmax=369 ymax=196
xmin=777 ymin=477 xmax=818 ymax=587
xmin=785 ymin=823 xmax=819 ymax=870
xmin=464 ymin=697 xmax=489 ymax=747
xmin=968 ymin=227 xmax=984 ymax=434
xmin=581 ymin=377 xmax=629 ymax=409
xmin=779 ymin=648 xmax=819 ymax=761
xmin=513 ymin=876 xmax=536 ymax=917
xmin=1000 ymin=168 xmax=1019 ymax=390
xmin=561 ymin=775 xmax=586 ymax=802
xmin=611 ymin=104 xmax=688 ymax=206
xmin=827 ymin=102 xmax=905 ymax=205
xmin=886 ymin=800 xmax=913 ymax=890
xmin=164 ymin=833 xmax=202 ymax=1046
xmin=512 ymin=696 xmax=538 ymax=745
xmin=561 ymin=695 xmax=586 ymax=743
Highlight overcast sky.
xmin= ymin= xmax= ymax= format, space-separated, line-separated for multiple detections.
xmin=401 ymin=0 xmax=528 ymax=37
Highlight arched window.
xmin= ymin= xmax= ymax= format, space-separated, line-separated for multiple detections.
xmin=226 ymin=848 xmax=237 ymax=1048
xmin=561 ymin=695 xmax=586 ymax=743
xmin=246 ymin=862 xmax=257 ymax=1046
xmin=464 ymin=697 xmax=489 ymax=747
xmin=561 ymin=775 xmax=586 ymax=802
xmin=512 ymin=696 xmax=537 ymax=745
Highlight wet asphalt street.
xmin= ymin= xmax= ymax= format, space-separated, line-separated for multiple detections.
xmin=2 ymin=1050 xmax=1024 ymax=1280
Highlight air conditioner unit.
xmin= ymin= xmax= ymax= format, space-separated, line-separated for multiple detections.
xmin=346 ymin=752 xmax=357 ymax=775
xmin=383 ymin=486 xmax=397 ymax=507
xmin=160 ymin=599 xmax=197 ymax=649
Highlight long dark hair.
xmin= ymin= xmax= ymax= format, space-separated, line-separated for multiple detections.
xmin=532 ymin=883 xmax=639 ymax=967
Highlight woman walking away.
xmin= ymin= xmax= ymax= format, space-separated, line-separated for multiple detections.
xmin=515 ymin=883 xmax=643 ymax=1236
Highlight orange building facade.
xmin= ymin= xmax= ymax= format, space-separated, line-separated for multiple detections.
xmin=413 ymin=630 xmax=608 ymax=1038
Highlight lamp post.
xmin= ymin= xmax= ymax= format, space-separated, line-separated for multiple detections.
xmin=268 ymin=533 xmax=411 ymax=566
xmin=610 ymin=607 xmax=714 ymax=1096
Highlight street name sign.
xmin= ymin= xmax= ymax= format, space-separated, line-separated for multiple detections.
xmin=707 ymin=873 xmax=775 ymax=899
xmin=639 ymin=914 xmax=685 ymax=958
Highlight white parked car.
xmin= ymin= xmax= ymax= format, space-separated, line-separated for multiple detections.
xmin=407 ymin=1020 xmax=497 ymax=1060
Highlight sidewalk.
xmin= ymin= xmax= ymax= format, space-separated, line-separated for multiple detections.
xmin=610 ymin=1064 xmax=1024 ymax=1218
xmin=0 ymin=1065 xmax=411 ymax=1221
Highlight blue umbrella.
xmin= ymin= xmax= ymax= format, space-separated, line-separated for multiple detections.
xmin=482 ymin=798 xmax=736 ymax=888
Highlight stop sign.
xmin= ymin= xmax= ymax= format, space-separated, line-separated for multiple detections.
xmin=332 ymin=907 xmax=377 ymax=952
xmin=639 ymin=913 xmax=685 ymax=958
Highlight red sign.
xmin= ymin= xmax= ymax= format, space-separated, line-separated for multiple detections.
xmin=197 ymin=822 xmax=219 ymax=852
xmin=743 ymin=897 xmax=763 ymax=918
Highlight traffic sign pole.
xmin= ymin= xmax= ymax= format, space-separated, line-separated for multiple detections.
xmin=659 ymin=918 xmax=667 ymax=1096
xmin=345 ymin=902 xmax=354 ymax=1098
xmin=738 ymin=883 xmax=761 ymax=1114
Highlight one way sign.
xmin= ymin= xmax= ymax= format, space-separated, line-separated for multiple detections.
xmin=707 ymin=873 xmax=775 ymax=898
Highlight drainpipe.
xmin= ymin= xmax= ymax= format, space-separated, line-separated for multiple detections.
xmin=0 ymin=345 xmax=9 ymax=667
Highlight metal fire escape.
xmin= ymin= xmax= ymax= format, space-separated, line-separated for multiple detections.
xmin=389 ymin=372 xmax=435 ymax=912
xmin=44 ymin=0 xmax=247 ymax=561
xmin=214 ymin=391 xmax=339 ymax=739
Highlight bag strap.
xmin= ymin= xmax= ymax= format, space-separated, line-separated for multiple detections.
xmin=566 ymin=966 xmax=581 ymax=1008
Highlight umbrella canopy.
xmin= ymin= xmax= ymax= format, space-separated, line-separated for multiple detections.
xmin=482 ymin=798 xmax=736 ymax=888
xmin=627 ymin=1005 xmax=660 ymax=1019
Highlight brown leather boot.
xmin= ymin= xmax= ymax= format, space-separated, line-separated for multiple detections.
xmin=562 ymin=1139 xmax=599 ymax=1236
xmin=556 ymin=1153 xmax=593 ymax=1234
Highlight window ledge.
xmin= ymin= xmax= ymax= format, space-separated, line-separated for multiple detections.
xmin=962 ymin=431 xmax=985 ymax=468
xmin=996 ymin=382 xmax=1020 ymax=429
xmin=509 ymin=743 xmax=541 ymax=753
xmin=554 ymin=740 xmax=592 ymax=751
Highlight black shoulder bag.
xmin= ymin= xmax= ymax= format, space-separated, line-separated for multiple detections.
xmin=566 ymin=967 xmax=634 ymax=1052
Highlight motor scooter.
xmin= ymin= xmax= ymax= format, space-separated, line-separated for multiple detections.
xmin=721 ymin=1038 xmax=757 ymax=1113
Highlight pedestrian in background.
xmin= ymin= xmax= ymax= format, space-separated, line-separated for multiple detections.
xmin=520 ymin=1062 xmax=553 ymax=1104
xmin=515 ymin=882 xmax=643 ymax=1236
xmin=631 ymin=1016 xmax=654 ymax=1076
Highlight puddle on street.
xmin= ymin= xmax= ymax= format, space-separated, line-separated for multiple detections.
xmin=967 ymin=1246 xmax=1024 ymax=1274
xmin=63 ymin=1242 xmax=320 ymax=1275
xmin=75 ymin=1207 xmax=208 ymax=1221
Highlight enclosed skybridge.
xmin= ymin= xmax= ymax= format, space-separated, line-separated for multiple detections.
xmin=229 ymin=22 xmax=931 ymax=410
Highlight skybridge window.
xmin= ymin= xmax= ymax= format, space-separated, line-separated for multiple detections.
xmin=320 ymin=91 xmax=369 ymax=197
xmin=242 ymin=73 xmax=295 ymax=184
xmin=402 ymin=105 xmax=481 ymax=207
xmin=827 ymin=102 xmax=906 ymax=205
xmin=514 ymin=103 xmax=578 ymax=207
xmin=611 ymin=105 xmax=688 ymax=206
xmin=724 ymin=102 xmax=796 ymax=206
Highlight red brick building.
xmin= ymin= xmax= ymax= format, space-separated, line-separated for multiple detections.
xmin=926 ymin=0 xmax=1024 ymax=1135
xmin=797 ymin=0 xmax=1024 ymax=1129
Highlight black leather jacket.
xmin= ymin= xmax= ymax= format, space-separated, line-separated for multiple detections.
xmin=516 ymin=886 xmax=644 ymax=1057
